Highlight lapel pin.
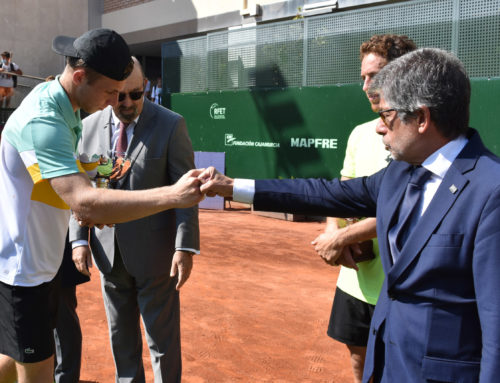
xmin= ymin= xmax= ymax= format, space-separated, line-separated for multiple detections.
xmin=449 ymin=184 xmax=458 ymax=194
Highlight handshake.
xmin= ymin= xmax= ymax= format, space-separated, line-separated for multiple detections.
xmin=172 ymin=166 xmax=235 ymax=208
xmin=73 ymin=166 xmax=233 ymax=229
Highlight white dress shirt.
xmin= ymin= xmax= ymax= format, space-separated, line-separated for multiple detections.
xmin=418 ymin=134 xmax=468 ymax=216
xmin=110 ymin=112 xmax=138 ymax=155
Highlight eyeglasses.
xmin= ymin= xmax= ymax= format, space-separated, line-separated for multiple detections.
xmin=378 ymin=108 xmax=397 ymax=126
xmin=118 ymin=90 xmax=144 ymax=102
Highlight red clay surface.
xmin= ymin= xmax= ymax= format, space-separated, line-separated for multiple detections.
xmin=77 ymin=204 xmax=353 ymax=382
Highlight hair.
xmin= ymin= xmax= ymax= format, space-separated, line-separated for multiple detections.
xmin=66 ymin=56 xmax=102 ymax=85
xmin=131 ymin=56 xmax=146 ymax=80
xmin=371 ymin=48 xmax=470 ymax=138
xmin=360 ymin=34 xmax=417 ymax=62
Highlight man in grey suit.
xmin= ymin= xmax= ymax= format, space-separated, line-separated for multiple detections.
xmin=70 ymin=57 xmax=199 ymax=383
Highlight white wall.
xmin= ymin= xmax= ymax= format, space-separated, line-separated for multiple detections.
xmin=0 ymin=0 xmax=89 ymax=80
xmin=102 ymin=0 xmax=281 ymax=34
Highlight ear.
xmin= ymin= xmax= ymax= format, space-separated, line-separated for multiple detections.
xmin=417 ymin=106 xmax=431 ymax=134
xmin=73 ymin=68 xmax=86 ymax=86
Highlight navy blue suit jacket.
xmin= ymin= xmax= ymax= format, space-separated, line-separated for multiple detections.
xmin=254 ymin=129 xmax=500 ymax=382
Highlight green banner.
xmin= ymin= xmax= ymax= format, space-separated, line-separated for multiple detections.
xmin=172 ymin=78 xmax=500 ymax=179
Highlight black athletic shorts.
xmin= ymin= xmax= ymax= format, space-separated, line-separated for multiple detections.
xmin=0 ymin=278 xmax=58 ymax=363
xmin=327 ymin=287 xmax=375 ymax=347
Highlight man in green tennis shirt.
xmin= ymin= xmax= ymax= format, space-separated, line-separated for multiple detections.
xmin=0 ymin=29 xmax=203 ymax=383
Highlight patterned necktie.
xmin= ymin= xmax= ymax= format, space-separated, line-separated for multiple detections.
xmin=115 ymin=122 xmax=129 ymax=155
xmin=389 ymin=166 xmax=432 ymax=261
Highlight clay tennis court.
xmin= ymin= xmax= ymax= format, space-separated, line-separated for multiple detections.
xmin=77 ymin=204 xmax=353 ymax=382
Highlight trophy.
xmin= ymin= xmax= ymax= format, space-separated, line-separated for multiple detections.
xmin=79 ymin=151 xmax=131 ymax=188
xmin=108 ymin=150 xmax=132 ymax=185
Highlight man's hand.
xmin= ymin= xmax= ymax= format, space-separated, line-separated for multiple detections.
xmin=170 ymin=250 xmax=194 ymax=290
xmin=311 ymin=229 xmax=359 ymax=270
xmin=170 ymin=169 xmax=205 ymax=208
xmin=311 ymin=230 xmax=344 ymax=265
xmin=333 ymin=244 xmax=359 ymax=270
xmin=72 ymin=245 xmax=93 ymax=277
xmin=198 ymin=167 xmax=235 ymax=197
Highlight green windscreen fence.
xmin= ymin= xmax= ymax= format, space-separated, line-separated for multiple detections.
xmin=171 ymin=85 xmax=370 ymax=179
xmin=163 ymin=0 xmax=500 ymax=179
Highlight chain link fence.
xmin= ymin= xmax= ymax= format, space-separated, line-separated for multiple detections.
xmin=162 ymin=0 xmax=500 ymax=93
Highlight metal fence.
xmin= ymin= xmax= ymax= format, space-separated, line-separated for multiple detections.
xmin=10 ymin=76 xmax=45 ymax=106
xmin=162 ymin=0 xmax=500 ymax=93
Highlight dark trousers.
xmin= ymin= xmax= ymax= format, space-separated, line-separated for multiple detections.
xmin=53 ymin=285 xmax=82 ymax=383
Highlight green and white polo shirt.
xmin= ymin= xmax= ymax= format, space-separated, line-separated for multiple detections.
xmin=0 ymin=78 xmax=83 ymax=286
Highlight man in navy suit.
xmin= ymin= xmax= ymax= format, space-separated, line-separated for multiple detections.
xmin=198 ymin=48 xmax=500 ymax=382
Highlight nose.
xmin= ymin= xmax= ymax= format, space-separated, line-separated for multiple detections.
xmin=362 ymin=76 xmax=371 ymax=92
xmin=107 ymin=93 xmax=120 ymax=108
xmin=120 ymin=94 xmax=134 ymax=107
xmin=376 ymin=118 xmax=387 ymax=136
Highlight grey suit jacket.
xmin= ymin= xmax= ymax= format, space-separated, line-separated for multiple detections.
xmin=69 ymin=100 xmax=199 ymax=279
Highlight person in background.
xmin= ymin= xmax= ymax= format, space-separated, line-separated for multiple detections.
xmin=70 ymin=57 xmax=199 ymax=383
xmin=311 ymin=34 xmax=416 ymax=383
xmin=144 ymin=76 xmax=152 ymax=101
xmin=151 ymin=76 xmax=162 ymax=105
xmin=0 ymin=51 xmax=22 ymax=108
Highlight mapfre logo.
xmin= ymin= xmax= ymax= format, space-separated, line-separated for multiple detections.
xmin=290 ymin=137 xmax=338 ymax=149
xmin=210 ymin=103 xmax=226 ymax=119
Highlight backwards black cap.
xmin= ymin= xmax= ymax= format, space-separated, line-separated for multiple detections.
xmin=52 ymin=28 xmax=133 ymax=81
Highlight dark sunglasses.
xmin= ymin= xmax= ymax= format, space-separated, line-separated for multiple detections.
xmin=118 ymin=91 xmax=144 ymax=102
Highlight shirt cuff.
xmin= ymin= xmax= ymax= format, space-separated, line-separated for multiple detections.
xmin=176 ymin=248 xmax=200 ymax=255
xmin=233 ymin=178 xmax=255 ymax=204
xmin=71 ymin=239 xmax=89 ymax=249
